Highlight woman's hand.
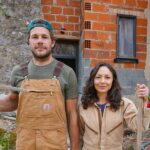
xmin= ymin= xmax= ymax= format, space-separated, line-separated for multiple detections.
xmin=136 ymin=84 xmax=149 ymax=107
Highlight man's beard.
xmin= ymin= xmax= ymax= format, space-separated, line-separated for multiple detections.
xmin=31 ymin=49 xmax=52 ymax=59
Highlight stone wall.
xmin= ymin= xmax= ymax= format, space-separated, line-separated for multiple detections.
xmin=0 ymin=0 xmax=40 ymax=87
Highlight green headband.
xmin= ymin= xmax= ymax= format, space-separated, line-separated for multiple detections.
xmin=27 ymin=18 xmax=54 ymax=34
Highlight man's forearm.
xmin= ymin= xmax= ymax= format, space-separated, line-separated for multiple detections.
xmin=69 ymin=111 xmax=79 ymax=150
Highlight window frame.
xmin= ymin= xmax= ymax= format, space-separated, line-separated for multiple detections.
xmin=114 ymin=14 xmax=138 ymax=63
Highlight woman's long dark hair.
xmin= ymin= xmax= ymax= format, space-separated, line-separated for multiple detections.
xmin=81 ymin=62 xmax=122 ymax=111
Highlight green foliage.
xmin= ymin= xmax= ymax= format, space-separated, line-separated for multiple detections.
xmin=0 ymin=128 xmax=16 ymax=150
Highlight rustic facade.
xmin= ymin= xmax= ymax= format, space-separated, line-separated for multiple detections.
xmin=41 ymin=0 xmax=150 ymax=100
xmin=0 ymin=0 xmax=150 ymax=101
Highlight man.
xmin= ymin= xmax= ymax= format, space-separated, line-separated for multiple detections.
xmin=0 ymin=18 xmax=79 ymax=150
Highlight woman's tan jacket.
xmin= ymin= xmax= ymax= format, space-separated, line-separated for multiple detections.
xmin=79 ymin=97 xmax=150 ymax=150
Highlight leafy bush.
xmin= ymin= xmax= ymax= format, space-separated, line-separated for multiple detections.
xmin=0 ymin=128 xmax=16 ymax=150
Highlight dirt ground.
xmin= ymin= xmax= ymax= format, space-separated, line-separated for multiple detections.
xmin=123 ymin=129 xmax=150 ymax=150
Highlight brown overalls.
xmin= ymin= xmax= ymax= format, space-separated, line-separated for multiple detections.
xmin=16 ymin=63 xmax=68 ymax=150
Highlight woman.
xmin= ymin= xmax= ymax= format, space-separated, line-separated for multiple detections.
xmin=79 ymin=62 xmax=150 ymax=150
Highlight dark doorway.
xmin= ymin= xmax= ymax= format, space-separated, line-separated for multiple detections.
xmin=56 ymin=58 xmax=76 ymax=72
xmin=53 ymin=39 xmax=79 ymax=76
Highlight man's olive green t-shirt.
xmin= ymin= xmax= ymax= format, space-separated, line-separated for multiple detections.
xmin=10 ymin=59 xmax=78 ymax=101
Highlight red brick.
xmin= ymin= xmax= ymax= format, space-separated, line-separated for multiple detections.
xmin=138 ymin=1 xmax=148 ymax=9
xmin=44 ymin=15 xmax=55 ymax=22
xmin=137 ymin=18 xmax=147 ymax=27
xmin=136 ymin=44 xmax=146 ymax=52
xmin=126 ymin=0 xmax=136 ymax=6
xmin=57 ymin=1 xmax=67 ymax=6
xmin=82 ymin=0 xmax=97 ymax=2
xmin=91 ymin=40 xmax=105 ymax=49
xmin=98 ymin=14 xmax=112 ymax=22
xmin=104 ymin=42 xmax=116 ymax=50
xmin=85 ymin=12 xmax=98 ymax=21
xmin=68 ymin=16 xmax=79 ymax=23
xmin=70 ymin=1 xmax=80 ymax=7
xmin=83 ymin=49 xmax=98 ymax=58
xmin=92 ymin=22 xmax=104 ymax=30
xmin=135 ymin=61 xmax=145 ymax=69
xmin=64 ymin=24 xmax=74 ymax=31
xmin=84 ymin=31 xmax=97 ymax=39
xmin=63 ymin=8 xmax=74 ymax=15
xmin=110 ymin=51 xmax=116 ymax=58
xmin=111 ymin=33 xmax=117 ymax=41
xmin=104 ymin=24 xmax=117 ymax=32
xmin=111 ymin=0 xmax=124 ymax=5
xmin=75 ymin=8 xmax=80 ymax=16
xmin=97 ymin=32 xmax=109 ymax=40
xmin=97 ymin=14 xmax=116 ymax=23
xmin=53 ymin=22 xmax=61 ymax=30
xmin=51 ymin=6 xmax=62 ymax=14
xmin=101 ymin=0 xmax=111 ymax=3
xmin=136 ymin=52 xmax=146 ymax=60
xmin=56 ymin=15 xmax=67 ymax=22
xmin=93 ymin=3 xmax=107 ymax=12
xmin=111 ymin=15 xmax=117 ymax=23
xmin=136 ymin=36 xmax=146 ymax=44
xmin=75 ymin=24 xmax=80 ymax=31
xmin=42 ymin=5 xmax=51 ymax=13
xmin=136 ymin=27 xmax=147 ymax=35
xmin=41 ymin=0 xmax=52 ymax=4
xmin=124 ymin=63 xmax=135 ymax=69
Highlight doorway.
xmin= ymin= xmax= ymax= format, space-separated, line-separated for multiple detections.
xmin=53 ymin=39 xmax=79 ymax=76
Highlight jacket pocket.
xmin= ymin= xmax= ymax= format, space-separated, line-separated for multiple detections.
xmin=106 ymin=119 xmax=123 ymax=134
xmin=83 ymin=124 xmax=99 ymax=145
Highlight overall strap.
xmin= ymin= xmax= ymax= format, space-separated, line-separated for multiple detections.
xmin=53 ymin=61 xmax=64 ymax=77
xmin=20 ymin=61 xmax=29 ymax=77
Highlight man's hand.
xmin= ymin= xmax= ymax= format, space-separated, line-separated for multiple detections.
xmin=0 ymin=92 xmax=18 ymax=112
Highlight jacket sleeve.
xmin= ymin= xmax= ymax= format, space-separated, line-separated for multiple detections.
xmin=123 ymin=97 xmax=150 ymax=132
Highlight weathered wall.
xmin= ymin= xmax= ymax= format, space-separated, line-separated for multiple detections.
xmin=0 ymin=0 xmax=40 ymax=86
xmin=41 ymin=0 xmax=80 ymax=39
xmin=78 ymin=0 xmax=149 ymax=99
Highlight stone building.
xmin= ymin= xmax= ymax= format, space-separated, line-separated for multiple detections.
xmin=0 ymin=0 xmax=150 ymax=101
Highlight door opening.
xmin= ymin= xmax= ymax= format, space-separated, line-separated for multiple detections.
xmin=53 ymin=39 xmax=79 ymax=76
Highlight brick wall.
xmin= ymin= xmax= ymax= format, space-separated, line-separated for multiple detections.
xmin=82 ymin=0 xmax=148 ymax=69
xmin=78 ymin=0 xmax=149 ymax=98
xmin=41 ymin=0 xmax=81 ymax=39
xmin=40 ymin=0 xmax=149 ymax=97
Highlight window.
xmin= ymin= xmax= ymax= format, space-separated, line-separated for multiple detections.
xmin=114 ymin=14 xmax=138 ymax=63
